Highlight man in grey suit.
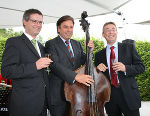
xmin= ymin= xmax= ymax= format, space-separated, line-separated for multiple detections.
xmin=45 ymin=15 xmax=94 ymax=116
xmin=94 ymin=22 xmax=145 ymax=116
xmin=1 ymin=9 xmax=52 ymax=116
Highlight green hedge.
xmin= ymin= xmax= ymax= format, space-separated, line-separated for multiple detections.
xmin=0 ymin=37 xmax=7 ymax=72
xmin=0 ymin=36 xmax=150 ymax=101
xmin=136 ymin=41 xmax=150 ymax=101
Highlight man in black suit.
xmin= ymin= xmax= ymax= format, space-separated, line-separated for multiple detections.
xmin=1 ymin=9 xmax=52 ymax=116
xmin=45 ymin=15 xmax=94 ymax=116
xmin=94 ymin=22 xmax=145 ymax=116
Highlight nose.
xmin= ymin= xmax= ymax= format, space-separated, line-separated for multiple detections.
xmin=68 ymin=27 xmax=73 ymax=32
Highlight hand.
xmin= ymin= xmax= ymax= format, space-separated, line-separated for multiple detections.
xmin=36 ymin=58 xmax=53 ymax=70
xmin=97 ymin=63 xmax=108 ymax=72
xmin=75 ymin=73 xmax=94 ymax=86
xmin=112 ymin=62 xmax=126 ymax=72
xmin=87 ymin=40 xmax=94 ymax=52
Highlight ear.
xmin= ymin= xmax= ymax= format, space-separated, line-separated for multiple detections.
xmin=102 ymin=33 xmax=105 ymax=38
xmin=23 ymin=19 xmax=27 ymax=27
xmin=57 ymin=26 xmax=61 ymax=33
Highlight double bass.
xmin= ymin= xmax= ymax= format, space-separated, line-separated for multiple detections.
xmin=64 ymin=11 xmax=111 ymax=116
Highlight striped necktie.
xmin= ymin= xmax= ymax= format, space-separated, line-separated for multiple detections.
xmin=65 ymin=41 xmax=74 ymax=63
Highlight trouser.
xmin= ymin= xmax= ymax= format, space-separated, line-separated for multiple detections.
xmin=105 ymin=86 xmax=140 ymax=116
xmin=49 ymin=101 xmax=70 ymax=116
xmin=39 ymin=91 xmax=49 ymax=116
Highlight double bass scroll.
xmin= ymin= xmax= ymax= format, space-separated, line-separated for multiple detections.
xmin=64 ymin=11 xmax=111 ymax=116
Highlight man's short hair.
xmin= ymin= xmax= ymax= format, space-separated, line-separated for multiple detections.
xmin=102 ymin=22 xmax=117 ymax=33
xmin=23 ymin=9 xmax=43 ymax=27
xmin=56 ymin=15 xmax=74 ymax=33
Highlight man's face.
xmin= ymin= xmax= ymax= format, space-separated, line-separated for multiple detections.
xmin=102 ymin=24 xmax=117 ymax=45
xmin=58 ymin=20 xmax=74 ymax=41
xmin=23 ymin=13 xmax=43 ymax=38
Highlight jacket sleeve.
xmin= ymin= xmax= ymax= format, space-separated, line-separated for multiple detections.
xmin=125 ymin=44 xmax=145 ymax=77
xmin=45 ymin=40 xmax=77 ymax=84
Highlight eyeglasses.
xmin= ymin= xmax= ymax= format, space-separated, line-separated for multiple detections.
xmin=29 ymin=19 xmax=44 ymax=25
xmin=104 ymin=29 xmax=117 ymax=33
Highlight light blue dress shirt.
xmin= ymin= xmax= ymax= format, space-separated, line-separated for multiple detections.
xmin=106 ymin=42 xmax=119 ymax=83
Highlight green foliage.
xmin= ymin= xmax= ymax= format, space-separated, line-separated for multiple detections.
xmin=0 ymin=29 xmax=23 ymax=38
xmin=0 ymin=38 xmax=7 ymax=72
xmin=135 ymin=41 xmax=150 ymax=101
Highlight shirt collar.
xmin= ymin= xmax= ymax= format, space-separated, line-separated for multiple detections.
xmin=107 ymin=41 xmax=118 ymax=49
xmin=24 ymin=32 xmax=38 ymax=41
xmin=59 ymin=34 xmax=70 ymax=43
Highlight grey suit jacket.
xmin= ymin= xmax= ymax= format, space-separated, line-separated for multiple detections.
xmin=1 ymin=34 xmax=49 ymax=116
xmin=94 ymin=42 xmax=145 ymax=110
xmin=45 ymin=36 xmax=86 ymax=105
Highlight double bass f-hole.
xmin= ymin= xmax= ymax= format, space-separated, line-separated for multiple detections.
xmin=64 ymin=11 xmax=111 ymax=116
xmin=76 ymin=110 xmax=82 ymax=116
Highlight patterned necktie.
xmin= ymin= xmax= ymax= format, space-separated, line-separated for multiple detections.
xmin=65 ymin=41 xmax=74 ymax=63
xmin=110 ymin=46 xmax=119 ymax=87
xmin=31 ymin=39 xmax=37 ymax=51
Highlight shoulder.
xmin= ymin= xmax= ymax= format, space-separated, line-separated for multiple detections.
xmin=7 ymin=35 xmax=21 ymax=41
xmin=119 ymin=42 xmax=134 ymax=50
xmin=70 ymin=39 xmax=79 ymax=43
xmin=5 ymin=35 xmax=23 ymax=45
xmin=70 ymin=39 xmax=82 ymax=47
xmin=45 ymin=36 xmax=59 ymax=46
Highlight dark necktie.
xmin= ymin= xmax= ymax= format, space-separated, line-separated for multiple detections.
xmin=110 ymin=46 xmax=119 ymax=87
xmin=65 ymin=41 xmax=74 ymax=63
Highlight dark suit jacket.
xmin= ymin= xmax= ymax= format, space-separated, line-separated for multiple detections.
xmin=1 ymin=34 xmax=49 ymax=116
xmin=45 ymin=36 xmax=86 ymax=105
xmin=94 ymin=42 xmax=145 ymax=110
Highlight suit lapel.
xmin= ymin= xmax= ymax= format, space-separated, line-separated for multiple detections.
xmin=103 ymin=48 xmax=108 ymax=67
xmin=56 ymin=36 xmax=73 ymax=64
xmin=21 ymin=34 xmax=40 ymax=58
xmin=38 ymin=42 xmax=44 ymax=57
xmin=70 ymin=39 xmax=77 ymax=60
xmin=118 ymin=43 xmax=123 ymax=62
xmin=103 ymin=48 xmax=110 ymax=80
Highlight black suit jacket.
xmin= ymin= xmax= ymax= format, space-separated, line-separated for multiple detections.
xmin=1 ymin=34 xmax=49 ymax=116
xmin=94 ymin=42 xmax=145 ymax=110
xmin=45 ymin=36 xmax=86 ymax=105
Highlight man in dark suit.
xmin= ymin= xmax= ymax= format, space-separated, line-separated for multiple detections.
xmin=45 ymin=15 xmax=94 ymax=116
xmin=94 ymin=22 xmax=145 ymax=116
xmin=1 ymin=9 xmax=52 ymax=116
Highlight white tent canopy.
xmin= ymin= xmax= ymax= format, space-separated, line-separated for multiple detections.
xmin=0 ymin=0 xmax=131 ymax=28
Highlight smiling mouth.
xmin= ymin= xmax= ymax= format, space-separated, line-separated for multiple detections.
xmin=65 ymin=33 xmax=72 ymax=36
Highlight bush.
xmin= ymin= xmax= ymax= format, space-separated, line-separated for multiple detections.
xmin=0 ymin=37 xmax=7 ymax=72
xmin=0 ymin=35 xmax=150 ymax=101
xmin=136 ymin=41 xmax=150 ymax=101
